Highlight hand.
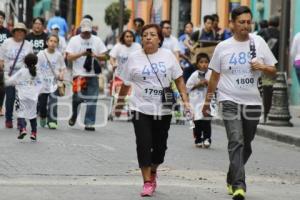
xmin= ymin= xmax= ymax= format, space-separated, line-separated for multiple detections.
xmin=250 ymin=60 xmax=265 ymax=71
xmin=202 ymin=103 xmax=211 ymax=117
xmin=200 ymin=79 xmax=208 ymax=86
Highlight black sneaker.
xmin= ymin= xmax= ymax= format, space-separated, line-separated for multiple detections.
xmin=68 ymin=115 xmax=77 ymax=126
xmin=18 ymin=128 xmax=27 ymax=139
xmin=85 ymin=125 xmax=95 ymax=131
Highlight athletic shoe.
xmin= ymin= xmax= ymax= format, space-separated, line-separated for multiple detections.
xmin=232 ymin=188 xmax=245 ymax=200
xmin=40 ymin=118 xmax=47 ymax=128
xmin=85 ymin=125 xmax=95 ymax=131
xmin=195 ymin=138 xmax=203 ymax=148
xmin=18 ymin=128 xmax=27 ymax=139
xmin=150 ymin=172 xmax=157 ymax=191
xmin=227 ymin=184 xmax=233 ymax=195
xmin=48 ymin=122 xmax=58 ymax=129
xmin=0 ymin=107 xmax=4 ymax=116
xmin=68 ymin=115 xmax=77 ymax=126
xmin=140 ymin=182 xmax=155 ymax=197
xmin=5 ymin=120 xmax=13 ymax=128
xmin=203 ymin=139 xmax=211 ymax=148
xmin=30 ymin=131 xmax=37 ymax=141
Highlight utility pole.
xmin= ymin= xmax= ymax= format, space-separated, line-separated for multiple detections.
xmin=118 ymin=0 xmax=124 ymax=36
xmin=267 ymin=0 xmax=293 ymax=126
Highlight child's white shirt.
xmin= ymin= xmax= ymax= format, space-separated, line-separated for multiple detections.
xmin=186 ymin=69 xmax=212 ymax=120
xmin=6 ymin=68 xmax=44 ymax=119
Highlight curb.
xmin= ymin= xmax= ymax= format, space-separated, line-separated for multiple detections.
xmin=212 ymin=119 xmax=300 ymax=147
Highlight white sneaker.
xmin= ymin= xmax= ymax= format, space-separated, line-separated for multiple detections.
xmin=195 ymin=142 xmax=203 ymax=148
xmin=203 ymin=139 xmax=211 ymax=148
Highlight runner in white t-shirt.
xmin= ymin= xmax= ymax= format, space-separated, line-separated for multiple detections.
xmin=114 ymin=24 xmax=190 ymax=197
xmin=160 ymin=20 xmax=180 ymax=61
xmin=186 ymin=53 xmax=212 ymax=148
xmin=0 ymin=22 xmax=33 ymax=129
xmin=109 ymin=30 xmax=141 ymax=78
xmin=37 ymin=34 xmax=66 ymax=129
xmin=66 ymin=18 xmax=107 ymax=131
xmin=5 ymin=53 xmax=44 ymax=141
xmin=202 ymin=7 xmax=277 ymax=200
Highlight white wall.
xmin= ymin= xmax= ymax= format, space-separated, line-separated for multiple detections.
xmin=200 ymin=0 xmax=217 ymax=27
xmin=82 ymin=0 xmax=118 ymax=40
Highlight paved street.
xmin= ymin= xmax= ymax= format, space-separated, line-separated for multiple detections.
xmin=0 ymin=99 xmax=299 ymax=200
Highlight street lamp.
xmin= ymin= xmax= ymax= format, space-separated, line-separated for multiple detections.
xmin=266 ymin=0 xmax=293 ymax=126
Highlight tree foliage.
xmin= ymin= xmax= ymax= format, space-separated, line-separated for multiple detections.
xmin=105 ymin=2 xmax=131 ymax=30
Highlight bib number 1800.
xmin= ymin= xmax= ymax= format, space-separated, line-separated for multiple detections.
xmin=236 ymin=77 xmax=254 ymax=85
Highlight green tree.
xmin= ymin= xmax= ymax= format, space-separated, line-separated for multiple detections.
xmin=105 ymin=2 xmax=131 ymax=30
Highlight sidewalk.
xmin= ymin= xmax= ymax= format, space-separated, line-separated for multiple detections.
xmin=213 ymin=105 xmax=300 ymax=147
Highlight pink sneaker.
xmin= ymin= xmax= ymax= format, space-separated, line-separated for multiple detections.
xmin=140 ymin=182 xmax=154 ymax=197
xmin=150 ymin=173 xmax=157 ymax=191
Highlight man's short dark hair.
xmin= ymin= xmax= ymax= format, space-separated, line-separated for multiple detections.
xmin=259 ymin=19 xmax=268 ymax=29
xmin=119 ymin=30 xmax=135 ymax=44
xmin=134 ymin=18 xmax=145 ymax=26
xmin=33 ymin=17 xmax=45 ymax=26
xmin=55 ymin=10 xmax=61 ymax=16
xmin=211 ymin=14 xmax=219 ymax=21
xmin=160 ymin=20 xmax=171 ymax=28
xmin=0 ymin=10 xmax=5 ymax=19
xmin=203 ymin=15 xmax=214 ymax=23
xmin=83 ymin=14 xmax=93 ymax=21
xmin=269 ymin=16 xmax=279 ymax=27
xmin=231 ymin=6 xmax=252 ymax=21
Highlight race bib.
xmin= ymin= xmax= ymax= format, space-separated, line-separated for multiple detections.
xmin=142 ymin=86 xmax=163 ymax=100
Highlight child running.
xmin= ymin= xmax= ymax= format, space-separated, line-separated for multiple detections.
xmin=37 ymin=34 xmax=66 ymax=129
xmin=5 ymin=53 xmax=44 ymax=140
xmin=186 ymin=53 xmax=212 ymax=148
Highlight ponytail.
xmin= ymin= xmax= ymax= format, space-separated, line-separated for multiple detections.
xmin=24 ymin=53 xmax=38 ymax=77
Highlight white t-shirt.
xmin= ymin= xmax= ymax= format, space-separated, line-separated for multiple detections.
xmin=109 ymin=42 xmax=141 ymax=76
xmin=58 ymin=35 xmax=67 ymax=54
xmin=120 ymin=48 xmax=183 ymax=116
xmin=291 ymin=32 xmax=300 ymax=62
xmin=66 ymin=35 xmax=107 ymax=77
xmin=186 ymin=70 xmax=212 ymax=120
xmin=0 ymin=38 xmax=33 ymax=76
xmin=209 ymin=34 xmax=277 ymax=105
xmin=5 ymin=68 xmax=44 ymax=119
xmin=161 ymin=35 xmax=180 ymax=53
xmin=37 ymin=49 xmax=66 ymax=93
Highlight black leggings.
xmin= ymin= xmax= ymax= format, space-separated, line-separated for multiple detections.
xmin=131 ymin=111 xmax=172 ymax=168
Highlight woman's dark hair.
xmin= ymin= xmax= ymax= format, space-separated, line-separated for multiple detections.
xmin=184 ymin=21 xmax=193 ymax=29
xmin=24 ymin=53 xmax=37 ymax=77
xmin=119 ymin=30 xmax=135 ymax=44
xmin=141 ymin=24 xmax=164 ymax=47
xmin=47 ymin=34 xmax=60 ymax=44
xmin=134 ymin=18 xmax=145 ymax=26
xmin=33 ymin=17 xmax=45 ymax=26
xmin=231 ymin=6 xmax=252 ymax=21
xmin=196 ymin=53 xmax=210 ymax=63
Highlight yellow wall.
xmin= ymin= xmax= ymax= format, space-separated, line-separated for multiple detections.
xmin=218 ymin=0 xmax=229 ymax=29
xmin=191 ymin=0 xmax=201 ymax=27
xmin=75 ymin=0 xmax=83 ymax=27
xmin=162 ymin=0 xmax=171 ymax=20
